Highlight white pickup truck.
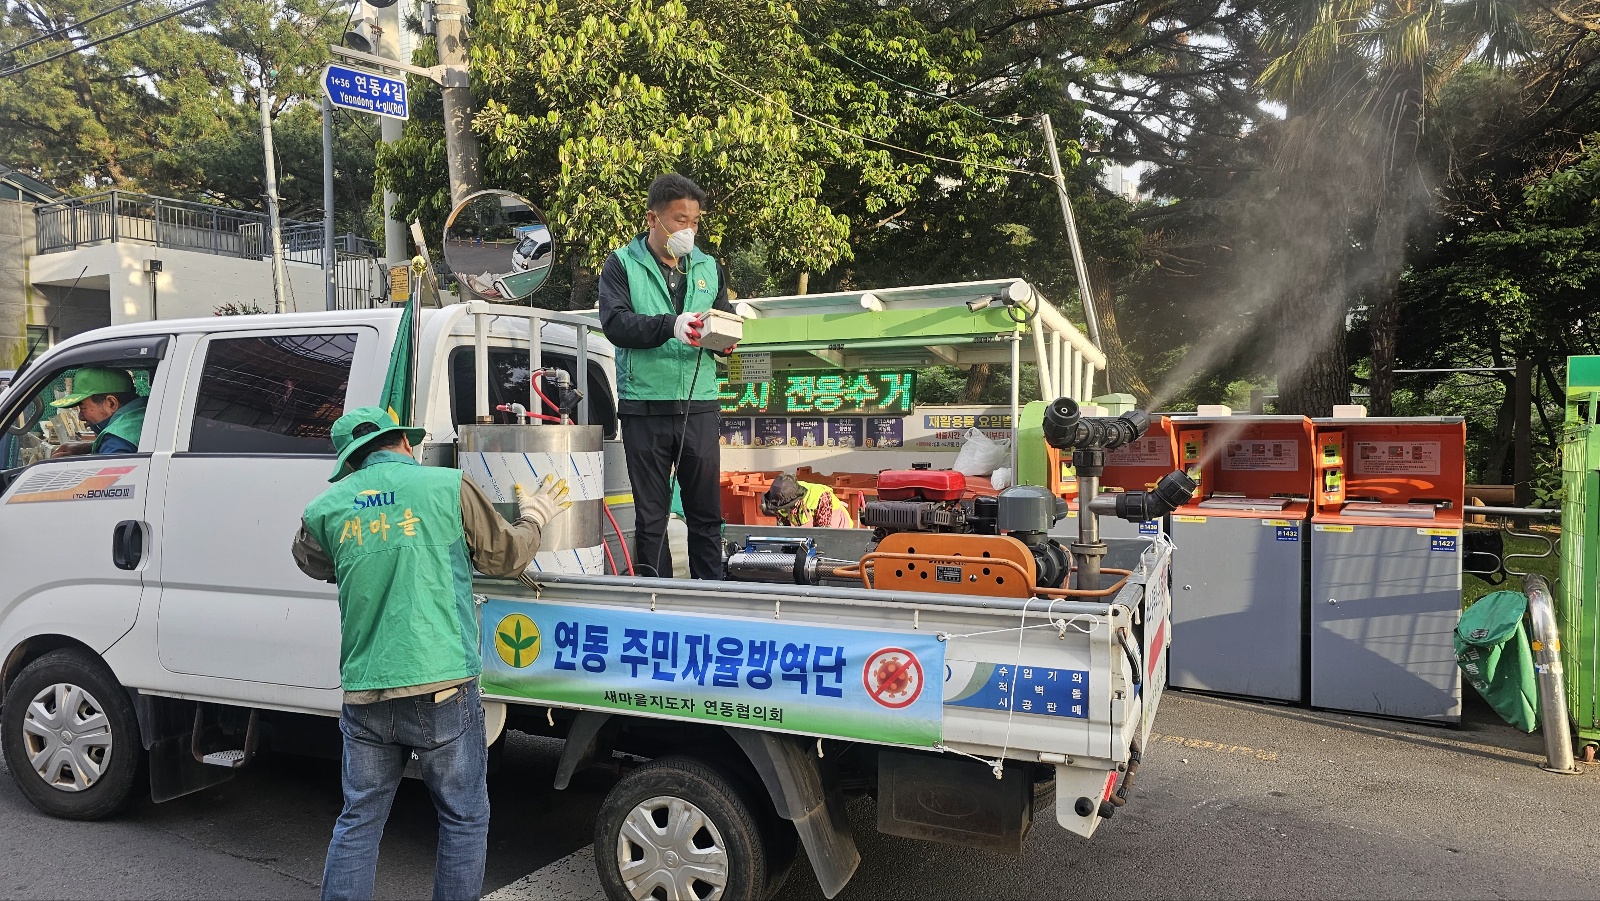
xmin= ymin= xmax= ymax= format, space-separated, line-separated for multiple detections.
xmin=0 ymin=302 xmax=1170 ymax=899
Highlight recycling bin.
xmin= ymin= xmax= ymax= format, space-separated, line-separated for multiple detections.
xmin=1167 ymin=414 xmax=1315 ymax=703
xmin=1309 ymin=416 xmax=1466 ymax=723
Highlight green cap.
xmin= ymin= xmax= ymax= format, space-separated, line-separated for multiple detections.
xmin=329 ymin=406 xmax=426 ymax=482
xmin=51 ymin=368 xmax=134 ymax=408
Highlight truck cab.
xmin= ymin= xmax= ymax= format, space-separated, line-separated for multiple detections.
xmin=0 ymin=305 xmax=614 ymax=814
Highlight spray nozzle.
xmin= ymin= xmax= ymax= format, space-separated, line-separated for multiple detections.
xmin=1042 ymin=398 xmax=1152 ymax=451
xmin=1088 ymin=469 xmax=1198 ymax=523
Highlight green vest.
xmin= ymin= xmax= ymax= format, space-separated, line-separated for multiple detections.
xmin=614 ymin=235 xmax=721 ymax=403
xmin=91 ymin=396 xmax=147 ymax=453
xmin=302 ymin=450 xmax=480 ymax=691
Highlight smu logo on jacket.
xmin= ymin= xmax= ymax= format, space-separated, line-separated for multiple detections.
xmin=352 ymin=489 xmax=397 ymax=511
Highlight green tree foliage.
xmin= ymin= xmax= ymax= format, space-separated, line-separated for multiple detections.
xmin=1 ymin=0 xmax=376 ymax=232
xmin=1256 ymin=0 xmax=1528 ymax=415
xmin=383 ymin=0 xmax=1046 ymax=312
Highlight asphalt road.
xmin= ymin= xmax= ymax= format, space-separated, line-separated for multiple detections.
xmin=2 ymin=691 xmax=1593 ymax=900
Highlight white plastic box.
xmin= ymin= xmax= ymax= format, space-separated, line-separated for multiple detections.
xmin=700 ymin=309 xmax=744 ymax=353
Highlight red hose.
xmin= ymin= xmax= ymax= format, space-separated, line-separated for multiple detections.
xmin=599 ymin=529 xmax=620 ymax=575
xmin=496 ymin=403 xmax=561 ymax=423
xmin=604 ymin=501 xmax=634 ymax=576
xmin=532 ymin=371 xmax=561 ymax=418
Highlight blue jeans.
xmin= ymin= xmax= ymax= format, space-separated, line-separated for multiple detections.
xmin=320 ymin=679 xmax=489 ymax=901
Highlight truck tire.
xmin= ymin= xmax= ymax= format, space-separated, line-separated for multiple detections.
xmin=595 ymin=755 xmax=767 ymax=901
xmin=759 ymin=814 xmax=798 ymax=899
xmin=1 ymin=649 xmax=140 ymax=820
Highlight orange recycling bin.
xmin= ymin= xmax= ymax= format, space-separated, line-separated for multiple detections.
xmin=1309 ymin=416 xmax=1466 ymax=722
xmin=1167 ymin=415 xmax=1317 ymax=703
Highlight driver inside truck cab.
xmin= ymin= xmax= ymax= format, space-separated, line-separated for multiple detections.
xmin=48 ymin=367 xmax=148 ymax=457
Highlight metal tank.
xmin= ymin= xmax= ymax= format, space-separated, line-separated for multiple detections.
xmin=458 ymin=424 xmax=605 ymax=574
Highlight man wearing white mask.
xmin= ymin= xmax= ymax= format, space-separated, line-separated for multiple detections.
xmin=598 ymin=173 xmax=736 ymax=581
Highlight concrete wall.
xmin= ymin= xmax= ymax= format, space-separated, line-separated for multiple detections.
xmin=0 ymin=199 xmax=30 ymax=369
xmin=30 ymin=242 xmax=329 ymax=325
xmin=32 ymin=283 xmax=111 ymax=343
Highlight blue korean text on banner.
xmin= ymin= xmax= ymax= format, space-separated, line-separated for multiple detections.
xmin=481 ymin=599 xmax=946 ymax=746
xmin=945 ymin=662 xmax=1089 ymax=718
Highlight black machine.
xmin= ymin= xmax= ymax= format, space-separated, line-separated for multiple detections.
xmin=724 ymin=399 xmax=1198 ymax=593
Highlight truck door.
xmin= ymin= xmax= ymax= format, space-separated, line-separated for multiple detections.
xmin=0 ymin=336 xmax=172 ymax=655
xmin=154 ymin=327 xmax=378 ymax=690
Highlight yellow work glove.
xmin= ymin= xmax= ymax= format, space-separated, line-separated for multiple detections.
xmin=515 ymin=474 xmax=572 ymax=528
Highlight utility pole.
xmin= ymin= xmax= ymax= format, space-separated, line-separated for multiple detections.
xmin=322 ymin=94 xmax=336 ymax=310
xmin=1039 ymin=113 xmax=1101 ymax=350
xmin=433 ymin=1 xmax=481 ymax=205
xmin=1514 ymin=359 xmax=1533 ymax=523
xmin=259 ymin=79 xmax=289 ymax=314
xmin=376 ymin=0 xmax=406 ymax=264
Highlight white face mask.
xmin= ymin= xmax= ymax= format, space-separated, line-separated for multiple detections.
xmin=665 ymin=227 xmax=696 ymax=259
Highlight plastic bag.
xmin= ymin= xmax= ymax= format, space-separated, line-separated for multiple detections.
xmin=990 ymin=467 xmax=1013 ymax=491
xmin=952 ymin=427 xmax=1009 ymax=477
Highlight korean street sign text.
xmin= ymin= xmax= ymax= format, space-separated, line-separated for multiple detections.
xmin=323 ymin=64 xmax=408 ymax=119
xmin=719 ymin=370 xmax=916 ymax=416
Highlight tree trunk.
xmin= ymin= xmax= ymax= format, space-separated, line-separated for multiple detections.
xmin=568 ymin=257 xmax=597 ymax=310
xmin=1275 ymin=310 xmax=1350 ymax=415
xmin=1367 ymin=208 xmax=1405 ymax=416
xmin=1267 ymin=112 xmax=1356 ymax=416
xmin=1367 ymin=78 xmax=1425 ymax=416
xmin=1486 ymin=340 xmax=1516 ymax=484
xmin=962 ymin=364 xmax=993 ymax=403
xmin=1271 ymin=184 xmax=1351 ymax=415
xmin=1088 ymin=263 xmax=1150 ymax=404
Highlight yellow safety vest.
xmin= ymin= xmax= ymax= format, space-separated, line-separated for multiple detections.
xmin=780 ymin=481 xmax=854 ymax=529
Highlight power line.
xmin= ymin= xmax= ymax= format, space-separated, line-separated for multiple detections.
xmin=0 ymin=0 xmax=216 ymax=79
xmin=703 ymin=58 xmax=1048 ymax=180
xmin=0 ymin=0 xmax=150 ymax=58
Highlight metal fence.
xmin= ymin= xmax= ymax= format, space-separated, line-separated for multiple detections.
xmin=35 ymin=190 xmax=325 ymax=264
xmin=333 ymin=249 xmax=385 ymax=311
xmin=1463 ymin=506 xmax=1560 ymax=587
xmin=35 ymin=190 xmax=389 ymax=309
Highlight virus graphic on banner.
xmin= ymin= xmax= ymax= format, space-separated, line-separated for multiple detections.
xmin=863 ymin=647 xmax=924 ymax=709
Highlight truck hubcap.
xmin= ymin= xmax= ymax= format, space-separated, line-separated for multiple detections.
xmin=616 ymin=795 xmax=729 ymax=900
xmin=22 ymin=682 xmax=113 ymax=792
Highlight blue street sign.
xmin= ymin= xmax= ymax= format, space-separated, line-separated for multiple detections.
xmin=323 ymin=64 xmax=408 ymax=120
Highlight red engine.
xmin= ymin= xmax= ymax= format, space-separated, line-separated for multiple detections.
xmin=862 ymin=469 xmax=967 ymax=533
xmin=876 ymin=469 xmax=967 ymax=501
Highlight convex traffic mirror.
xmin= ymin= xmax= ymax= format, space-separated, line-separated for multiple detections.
xmin=443 ymin=190 xmax=556 ymax=303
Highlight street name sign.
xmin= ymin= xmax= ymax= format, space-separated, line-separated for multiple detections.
xmin=322 ymin=64 xmax=408 ymax=120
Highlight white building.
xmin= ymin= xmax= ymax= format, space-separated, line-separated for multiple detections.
xmin=3 ymin=186 xmax=386 ymax=370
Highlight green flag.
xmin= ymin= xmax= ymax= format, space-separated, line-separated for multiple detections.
xmin=379 ymin=296 xmax=415 ymax=426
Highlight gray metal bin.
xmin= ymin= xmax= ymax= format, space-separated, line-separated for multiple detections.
xmin=1168 ymin=513 xmax=1306 ymax=702
xmin=1309 ymin=522 xmax=1462 ymax=722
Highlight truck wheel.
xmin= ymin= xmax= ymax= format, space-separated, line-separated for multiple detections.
xmin=1 ymin=649 xmax=140 ymax=820
xmin=595 ymin=755 xmax=767 ymax=901
xmin=759 ymin=814 xmax=798 ymax=899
